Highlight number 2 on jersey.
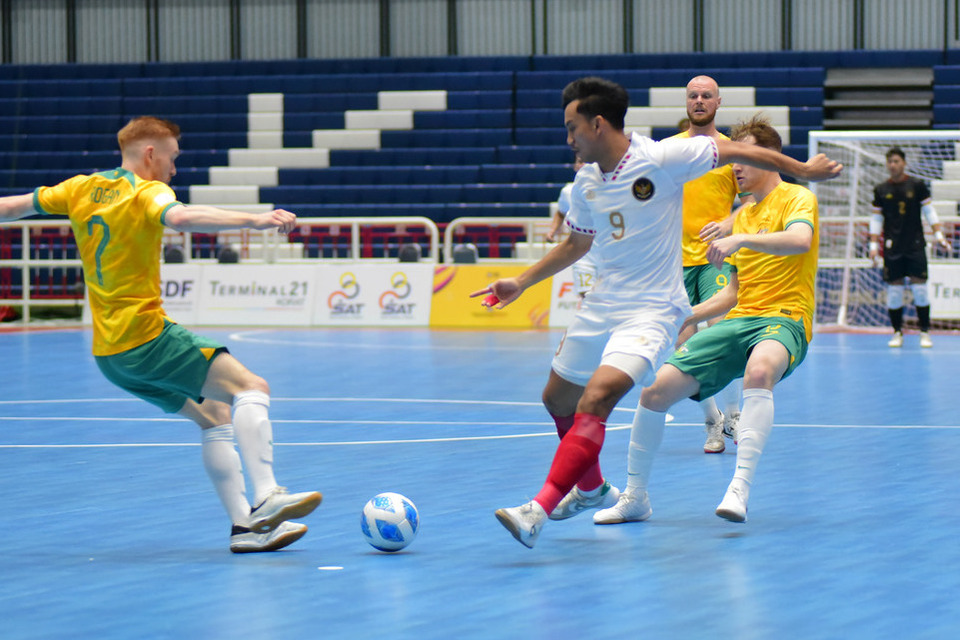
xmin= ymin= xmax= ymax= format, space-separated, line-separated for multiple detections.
xmin=87 ymin=215 xmax=111 ymax=285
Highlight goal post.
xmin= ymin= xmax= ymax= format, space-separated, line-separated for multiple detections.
xmin=808 ymin=130 xmax=960 ymax=331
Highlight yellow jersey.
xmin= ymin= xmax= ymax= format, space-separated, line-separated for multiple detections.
xmin=33 ymin=168 xmax=182 ymax=356
xmin=669 ymin=130 xmax=740 ymax=267
xmin=727 ymin=181 xmax=819 ymax=342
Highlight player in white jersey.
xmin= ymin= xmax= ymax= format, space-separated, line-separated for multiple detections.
xmin=471 ymin=77 xmax=841 ymax=548
xmin=547 ymin=155 xmax=598 ymax=297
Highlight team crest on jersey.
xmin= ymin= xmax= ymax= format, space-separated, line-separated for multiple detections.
xmin=632 ymin=178 xmax=654 ymax=201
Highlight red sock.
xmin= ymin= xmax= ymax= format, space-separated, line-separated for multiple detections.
xmin=534 ymin=413 xmax=606 ymax=513
xmin=551 ymin=412 xmax=604 ymax=492
xmin=551 ymin=413 xmax=574 ymax=439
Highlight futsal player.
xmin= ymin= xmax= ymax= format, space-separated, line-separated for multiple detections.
xmin=547 ymin=154 xmax=599 ymax=298
xmin=0 ymin=116 xmax=322 ymax=553
xmin=595 ymin=115 xmax=821 ymax=525
xmin=669 ymin=75 xmax=749 ymax=453
xmin=868 ymin=146 xmax=951 ymax=348
xmin=472 ymin=78 xmax=841 ymax=548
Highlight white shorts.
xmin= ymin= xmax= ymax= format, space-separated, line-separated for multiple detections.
xmin=572 ymin=251 xmax=599 ymax=296
xmin=551 ymin=294 xmax=688 ymax=387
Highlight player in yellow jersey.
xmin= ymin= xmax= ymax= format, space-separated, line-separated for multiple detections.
xmin=595 ymin=115 xmax=819 ymax=525
xmin=0 ymin=117 xmax=322 ymax=553
xmin=670 ymin=76 xmax=749 ymax=454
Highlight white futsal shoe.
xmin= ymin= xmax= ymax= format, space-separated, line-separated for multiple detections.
xmin=230 ymin=521 xmax=308 ymax=553
xmin=593 ymin=490 xmax=652 ymax=524
xmin=920 ymin=332 xmax=933 ymax=348
xmin=495 ymin=501 xmax=547 ymax=548
xmin=704 ymin=412 xmax=725 ymax=453
xmin=723 ymin=411 xmax=740 ymax=444
xmin=549 ymin=480 xmax=620 ymax=521
xmin=715 ymin=484 xmax=748 ymax=523
xmin=249 ymin=487 xmax=323 ymax=533
xmin=888 ymin=331 xmax=903 ymax=348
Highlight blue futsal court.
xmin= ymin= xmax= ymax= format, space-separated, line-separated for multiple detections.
xmin=0 ymin=326 xmax=957 ymax=639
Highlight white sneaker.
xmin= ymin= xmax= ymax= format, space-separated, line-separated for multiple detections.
xmin=703 ymin=412 xmax=725 ymax=453
xmin=593 ymin=490 xmax=652 ymax=524
xmin=249 ymin=487 xmax=323 ymax=533
xmin=920 ymin=332 xmax=933 ymax=348
xmin=715 ymin=485 xmax=748 ymax=523
xmin=723 ymin=411 xmax=740 ymax=445
xmin=494 ymin=501 xmax=547 ymax=548
xmin=230 ymin=521 xmax=307 ymax=553
xmin=549 ymin=480 xmax=620 ymax=521
xmin=888 ymin=332 xmax=903 ymax=348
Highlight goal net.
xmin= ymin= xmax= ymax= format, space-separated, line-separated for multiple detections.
xmin=809 ymin=130 xmax=960 ymax=332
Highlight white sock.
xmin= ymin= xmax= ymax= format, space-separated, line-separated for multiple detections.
xmin=625 ymin=406 xmax=667 ymax=494
xmin=233 ymin=390 xmax=278 ymax=505
xmin=721 ymin=378 xmax=742 ymax=416
xmin=201 ymin=424 xmax=250 ymax=526
xmin=699 ymin=395 xmax=721 ymax=423
xmin=731 ymin=388 xmax=774 ymax=500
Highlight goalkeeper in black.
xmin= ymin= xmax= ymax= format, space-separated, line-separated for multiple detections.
xmin=869 ymin=146 xmax=950 ymax=348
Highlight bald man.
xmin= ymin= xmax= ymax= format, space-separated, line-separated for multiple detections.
xmin=668 ymin=75 xmax=748 ymax=454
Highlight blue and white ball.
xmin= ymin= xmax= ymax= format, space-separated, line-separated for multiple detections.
xmin=360 ymin=492 xmax=419 ymax=552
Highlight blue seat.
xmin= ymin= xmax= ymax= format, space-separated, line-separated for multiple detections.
xmin=447 ymin=91 xmax=513 ymax=110
xmin=380 ymin=129 xmax=513 ymax=148
xmin=497 ymin=145 xmax=572 ymax=164
xmin=478 ymin=164 xmax=572 ymax=183
xmin=329 ymin=148 xmax=498 ymax=166
xmin=414 ymin=110 xmax=512 ymax=129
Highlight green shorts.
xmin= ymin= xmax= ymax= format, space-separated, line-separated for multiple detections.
xmin=667 ymin=316 xmax=808 ymax=399
xmin=683 ymin=263 xmax=734 ymax=305
xmin=95 ymin=320 xmax=228 ymax=413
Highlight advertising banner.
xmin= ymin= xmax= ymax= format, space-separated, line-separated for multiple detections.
xmin=312 ymin=263 xmax=434 ymax=326
xmin=197 ymin=264 xmax=315 ymax=325
xmin=430 ymin=264 xmax=553 ymax=328
xmin=548 ymin=266 xmax=579 ymax=328
xmin=928 ymin=264 xmax=960 ymax=319
xmin=160 ymin=264 xmax=202 ymax=325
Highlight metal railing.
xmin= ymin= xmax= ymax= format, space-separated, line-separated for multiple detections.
xmin=0 ymin=216 xmax=441 ymax=322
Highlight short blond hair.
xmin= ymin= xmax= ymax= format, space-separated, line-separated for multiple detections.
xmin=729 ymin=114 xmax=781 ymax=153
xmin=117 ymin=116 xmax=180 ymax=153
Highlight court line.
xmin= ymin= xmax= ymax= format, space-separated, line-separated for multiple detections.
xmin=228 ymin=330 xmax=556 ymax=351
xmin=1 ymin=422 xmax=958 ymax=449
xmin=0 ymin=397 xmax=635 ymax=414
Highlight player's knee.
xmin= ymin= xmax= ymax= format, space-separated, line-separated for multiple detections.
xmin=911 ymin=282 xmax=930 ymax=306
xmin=576 ymin=386 xmax=620 ymax=418
xmin=742 ymin=365 xmax=776 ymax=390
xmin=245 ymin=375 xmax=270 ymax=396
xmin=886 ymin=284 xmax=905 ymax=309
xmin=639 ymin=385 xmax=672 ymax=413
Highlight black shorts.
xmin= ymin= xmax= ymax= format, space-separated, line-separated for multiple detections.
xmin=883 ymin=250 xmax=927 ymax=282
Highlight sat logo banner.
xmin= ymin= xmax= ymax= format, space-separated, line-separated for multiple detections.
xmin=313 ymin=263 xmax=434 ymax=326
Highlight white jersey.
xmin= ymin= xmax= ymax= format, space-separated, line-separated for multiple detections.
xmin=557 ymin=182 xmax=574 ymax=214
xmin=556 ymin=181 xmax=599 ymax=294
xmin=565 ymin=132 xmax=719 ymax=307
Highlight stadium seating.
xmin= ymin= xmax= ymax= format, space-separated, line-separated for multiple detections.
xmin=4 ymin=49 xmax=957 ymax=230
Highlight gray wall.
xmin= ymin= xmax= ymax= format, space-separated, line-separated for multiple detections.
xmin=1 ymin=0 xmax=957 ymax=65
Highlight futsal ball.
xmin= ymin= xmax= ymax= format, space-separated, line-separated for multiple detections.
xmin=360 ymin=492 xmax=419 ymax=552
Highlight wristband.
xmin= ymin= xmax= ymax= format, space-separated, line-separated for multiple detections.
xmin=869 ymin=241 xmax=879 ymax=253
xmin=935 ymin=230 xmax=945 ymax=242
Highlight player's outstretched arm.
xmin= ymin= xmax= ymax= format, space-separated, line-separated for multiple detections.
xmin=708 ymin=222 xmax=814 ymax=270
xmin=470 ymin=230 xmax=592 ymax=309
xmin=680 ymin=273 xmax=739 ymax=333
xmin=716 ymin=139 xmax=842 ymax=182
xmin=164 ymin=204 xmax=297 ymax=234
xmin=0 ymin=194 xmax=39 ymax=222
